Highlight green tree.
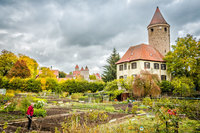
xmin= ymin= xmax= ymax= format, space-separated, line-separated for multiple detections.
xmin=0 ymin=50 xmax=18 ymax=76
xmin=102 ymin=48 xmax=120 ymax=82
xmin=59 ymin=71 xmax=66 ymax=78
xmin=7 ymin=60 xmax=31 ymax=79
xmin=19 ymin=54 xmax=39 ymax=78
xmin=164 ymin=34 xmax=200 ymax=90
xmin=171 ymin=77 xmax=195 ymax=96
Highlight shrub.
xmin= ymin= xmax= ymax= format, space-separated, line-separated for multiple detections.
xmin=78 ymin=96 xmax=88 ymax=101
xmin=26 ymin=78 xmax=42 ymax=92
xmin=105 ymin=106 xmax=116 ymax=112
xmin=34 ymin=101 xmax=45 ymax=109
xmin=46 ymin=78 xmax=58 ymax=92
xmin=142 ymin=97 xmax=152 ymax=107
xmin=32 ymin=97 xmax=47 ymax=103
xmin=71 ymin=93 xmax=83 ymax=100
xmin=106 ymin=90 xmax=124 ymax=101
xmin=3 ymin=101 xmax=17 ymax=112
xmin=159 ymin=80 xmax=173 ymax=94
xmin=8 ymin=77 xmax=26 ymax=91
xmin=34 ymin=108 xmax=46 ymax=117
xmin=20 ymin=98 xmax=31 ymax=114
xmin=59 ymin=79 xmax=105 ymax=94
xmin=0 ymin=94 xmax=11 ymax=105
xmin=132 ymin=105 xmax=138 ymax=114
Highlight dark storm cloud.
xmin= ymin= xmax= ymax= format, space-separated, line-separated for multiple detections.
xmin=0 ymin=0 xmax=200 ymax=74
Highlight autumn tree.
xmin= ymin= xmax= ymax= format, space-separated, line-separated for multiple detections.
xmin=19 ymin=54 xmax=39 ymax=78
xmin=39 ymin=67 xmax=56 ymax=78
xmin=164 ymin=34 xmax=200 ymax=90
xmin=7 ymin=60 xmax=31 ymax=78
xmin=0 ymin=50 xmax=18 ymax=76
xmin=102 ymin=48 xmax=120 ymax=82
xmin=132 ymin=71 xmax=161 ymax=97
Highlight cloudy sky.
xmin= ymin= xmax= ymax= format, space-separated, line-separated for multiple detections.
xmin=0 ymin=0 xmax=200 ymax=74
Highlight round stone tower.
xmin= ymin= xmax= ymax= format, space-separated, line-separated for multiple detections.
xmin=147 ymin=7 xmax=170 ymax=56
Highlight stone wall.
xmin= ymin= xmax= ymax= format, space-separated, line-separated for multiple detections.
xmin=148 ymin=24 xmax=170 ymax=56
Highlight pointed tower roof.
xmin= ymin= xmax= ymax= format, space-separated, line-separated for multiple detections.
xmin=148 ymin=7 xmax=168 ymax=27
xmin=80 ymin=67 xmax=84 ymax=71
xmin=85 ymin=66 xmax=89 ymax=71
xmin=75 ymin=65 xmax=79 ymax=69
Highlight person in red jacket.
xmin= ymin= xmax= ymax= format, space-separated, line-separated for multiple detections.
xmin=26 ymin=103 xmax=34 ymax=130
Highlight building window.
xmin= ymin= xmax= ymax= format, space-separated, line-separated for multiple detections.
xmin=154 ymin=63 xmax=159 ymax=69
xmin=124 ymin=63 xmax=127 ymax=70
xmin=132 ymin=74 xmax=137 ymax=77
xmin=119 ymin=65 xmax=123 ymax=71
xmin=161 ymin=75 xmax=166 ymax=80
xmin=124 ymin=75 xmax=127 ymax=79
xmin=131 ymin=62 xmax=137 ymax=69
xmin=161 ymin=64 xmax=166 ymax=70
xmin=119 ymin=76 xmax=123 ymax=79
xmin=164 ymin=27 xmax=167 ymax=32
xmin=144 ymin=62 xmax=150 ymax=69
xmin=151 ymin=28 xmax=154 ymax=32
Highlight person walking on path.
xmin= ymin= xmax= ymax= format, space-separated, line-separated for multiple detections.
xmin=26 ymin=103 xmax=34 ymax=130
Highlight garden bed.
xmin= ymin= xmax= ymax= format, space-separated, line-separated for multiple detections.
xmin=0 ymin=110 xmax=128 ymax=132
xmin=45 ymin=107 xmax=72 ymax=116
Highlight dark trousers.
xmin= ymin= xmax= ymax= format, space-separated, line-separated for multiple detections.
xmin=27 ymin=116 xmax=32 ymax=130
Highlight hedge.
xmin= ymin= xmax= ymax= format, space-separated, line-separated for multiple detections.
xmin=0 ymin=76 xmax=105 ymax=93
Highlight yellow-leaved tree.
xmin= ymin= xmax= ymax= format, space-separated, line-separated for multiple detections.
xmin=19 ymin=54 xmax=39 ymax=78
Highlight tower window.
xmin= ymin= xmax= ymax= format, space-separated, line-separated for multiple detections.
xmin=164 ymin=27 xmax=167 ymax=32
xmin=151 ymin=28 xmax=154 ymax=32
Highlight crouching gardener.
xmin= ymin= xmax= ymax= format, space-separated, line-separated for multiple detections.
xmin=26 ymin=103 xmax=34 ymax=130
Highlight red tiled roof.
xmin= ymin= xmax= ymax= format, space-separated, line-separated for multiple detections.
xmin=116 ymin=44 xmax=165 ymax=64
xmin=148 ymin=7 xmax=168 ymax=27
